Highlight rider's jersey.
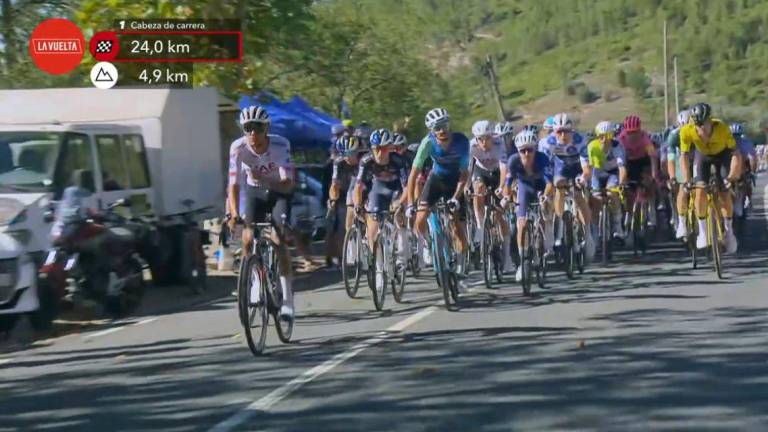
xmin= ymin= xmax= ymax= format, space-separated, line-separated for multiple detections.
xmin=735 ymin=135 xmax=756 ymax=159
xmin=228 ymin=135 xmax=293 ymax=190
xmin=469 ymin=137 xmax=508 ymax=171
xmin=587 ymin=139 xmax=625 ymax=172
xmin=505 ymin=151 xmax=554 ymax=186
xmin=356 ymin=152 xmax=408 ymax=187
xmin=679 ymin=119 xmax=736 ymax=156
xmin=618 ymin=130 xmax=655 ymax=161
xmin=539 ymin=132 xmax=588 ymax=164
xmin=412 ymin=132 xmax=470 ymax=177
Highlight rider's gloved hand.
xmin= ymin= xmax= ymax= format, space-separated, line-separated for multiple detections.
xmin=499 ymin=196 xmax=510 ymax=208
xmin=494 ymin=187 xmax=504 ymax=197
xmin=576 ymin=175 xmax=585 ymax=188
xmin=405 ymin=205 xmax=416 ymax=219
xmin=683 ymin=181 xmax=692 ymax=193
xmin=447 ymin=198 xmax=460 ymax=212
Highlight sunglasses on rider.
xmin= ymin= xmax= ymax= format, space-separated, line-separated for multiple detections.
xmin=519 ymin=148 xmax=535 ymax=154
xmin=243 ymin=122 xmax=268 ymax=134
xmin=555 ymin=129 xmax=573 ymax=135
xmin=431 ymin=121 xmax=450 ymax=132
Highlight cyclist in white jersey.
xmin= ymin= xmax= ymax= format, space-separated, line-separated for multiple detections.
xmin=227 ymin=106 xmax=296 ymax=320
xmin=469 ymin=120 xmax=514 ymax=272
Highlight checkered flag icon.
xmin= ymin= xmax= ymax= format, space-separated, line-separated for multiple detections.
xmin=95 ymin=40 xmax=113 ymax=53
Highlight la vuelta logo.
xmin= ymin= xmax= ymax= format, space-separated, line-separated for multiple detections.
xmin=28 ymin=18 xmax=85 ymax=75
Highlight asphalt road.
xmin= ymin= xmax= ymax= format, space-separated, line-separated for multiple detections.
xmin=2 ymin=180 xmax=767 ymax=432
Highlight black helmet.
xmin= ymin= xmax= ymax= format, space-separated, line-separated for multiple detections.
xmin=690 ymin=103 xmax=712 ymax=126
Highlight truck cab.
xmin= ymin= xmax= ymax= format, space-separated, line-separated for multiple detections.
xmin=0 ymin=123 xmax=153 ymax=260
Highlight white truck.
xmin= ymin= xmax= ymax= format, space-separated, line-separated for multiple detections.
xmin=0 ymin=87 xmax=234 ymax=330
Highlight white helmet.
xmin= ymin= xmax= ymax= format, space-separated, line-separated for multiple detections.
xmin=552 ymin=113 xmax=573 ymax=131
xmin=514 ymin=130 xmax=538 ymax=150
xmin=392 ymin=133 xmax=407 ymax=147
xmin=594 ymin=121 xmax=613 ymax=136
xmin=676 ymin=110 xmax=690 ymax=127
xmin=471 ymin=120 xmax=494 ymax=138
xmin=494 ymin=121 xmax=514 ymax=137
xmin=239 ymin=105 xmax=270 ymax=125
xmin=425 ymin=108 xmax=450 ymax=129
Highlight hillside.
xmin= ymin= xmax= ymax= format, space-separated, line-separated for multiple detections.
xmin=354 ymin=0 xmax=768 ymax=136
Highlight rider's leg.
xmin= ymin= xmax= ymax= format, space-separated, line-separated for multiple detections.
xmin=693 ymin=153 xmax=710 ymax=248
xmin=270 ymin=195 xmax=295 ymax=317
xmin=473 ymin=179 xmax=485 ymax=227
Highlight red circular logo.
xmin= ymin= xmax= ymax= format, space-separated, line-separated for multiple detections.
xmin=89 ymin=31 xmax=120 ymax=62
xmin=28 ymin=19 xmax=85 ymax=75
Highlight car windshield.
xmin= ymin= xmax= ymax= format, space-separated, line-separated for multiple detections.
xmin=0 ymin=132 xmax=62 ymax=192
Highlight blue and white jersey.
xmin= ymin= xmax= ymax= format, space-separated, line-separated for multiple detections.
xmin=539 ymin=132 xmax=588 ymax=165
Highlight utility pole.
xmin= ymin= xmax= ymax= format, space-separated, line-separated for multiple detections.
xmin=663 ymin=20 xmax=669 ymax=128
xmin=484 ymin=54 xmax=507 ymax=121
xmin=673 ymin=55 xmax=680 ymax=115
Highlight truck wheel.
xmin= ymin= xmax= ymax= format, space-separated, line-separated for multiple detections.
xmin=0 ymin=315 xmax=18 ymax=334
xmin=28 ymin=276 xmax=60 ymax=332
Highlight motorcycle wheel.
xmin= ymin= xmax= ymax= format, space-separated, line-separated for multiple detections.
xmin=28 ymin=275 xmax=60 ymax=332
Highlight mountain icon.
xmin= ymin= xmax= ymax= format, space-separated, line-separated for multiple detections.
xmin=94 ymin=67 xmax=114 ymax=82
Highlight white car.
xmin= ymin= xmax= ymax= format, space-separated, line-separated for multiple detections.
xmin=0 ymin=232 xmax=55 ymax=333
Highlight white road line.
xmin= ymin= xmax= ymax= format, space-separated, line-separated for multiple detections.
xmin=208 ymin=304 xmax=440 ymax=432
xmin=133 ymin=317 xmax=159 ymax=326
xmin=0 ymin=358 xmax=13 ymax=366
xmin=82 ymin=326 xmax=125 ymax=340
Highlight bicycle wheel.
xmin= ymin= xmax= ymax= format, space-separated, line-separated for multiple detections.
xmin=687 ymin=210 xmax=698 ymax=269
xmin=391 ymin=230 xmax=407 ymax=303
xmin=631 ymin=202 xmax=642 ymax=256
xmin=708 ymin=206 xmax=723 ymax=279
xmin=481 ymin=212 xmax=494 ymax=289
xmin=342 ymin=224 xmax=362 ymax=298
xmin=600 ymin=205 xmax=610 ymax=265
xmin=238 ymin=254 xmax=268 ymax=356
xmin=575 ymin=221 xmax=586 ymax=274
xmin=268 ymin=247 xmax=294 ymax=343
xmin=492 ymin=224 xmax=504 ymax=283
xmin=409 ymin=235 xmax=422 ymax=277
xmin=520 ymin=220 xmax=532 ymax=295
xmin=534 ymin=222 xmax=547 ymax=289
xmin=371 ymin=234 xmax=387 ymax=311
xmin=562 ymin=211 xmax=575 ymax=279
xmin=432 ymin=224 xmax=457 ymax=310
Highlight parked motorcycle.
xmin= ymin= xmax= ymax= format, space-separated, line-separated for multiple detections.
xmin=39 ymin=198 xmax=147 ymax=317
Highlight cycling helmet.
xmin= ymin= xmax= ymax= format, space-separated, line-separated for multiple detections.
xmin=690 ymin=102 xmax=712 ymax=126
xmin=623 ymin=115 xmax=641 ymax=132
xmin=472 ymin=120 xmax=495 ymax=137
xmin=355 ymin=124 xmax=373 ymax=139
xmin=729 ymin=122 xmax=744 ymax=136
xmin=407 ymin=142 xmax=421 ymax=153
xmin=494 ymin=121 xmax=515 ymax=137
xmin=613 ymin=122 xmax=624 ymax=136
xmin=522 ymin=124 xmax=540 ymax=135
xmin=542 ymin=116 xmax=555 ymax=132
xmin=425 ymin=108 xmax=450 ymax=129
xmin=595 ymin=121 xmax=613 ymax=136
xmin=650 ymin=132 xmax=663 ymax=145
xmin=331 ymin=123 xmax=345 ymax=135
xmin=370 ymin=128 xmax=394 ymax=147
xmin=239 ymin=105 xmax=270 ymax=125
xmin=514 ymin=130 xmax=538 ymax=150
xmin=586 ymin=131 xmax=596 ymax=141
xmin=552 ymin=113 xmax=573 ymax=131
xmin=336 ymin=135 xmax=361 ymax=154
xmin=676 ymin=110 xmax=690 ymax=127
xmin=342 ymin=119 xmax=354 ymax=128
xmin=392 ymin=133 xmax=407 ymax=147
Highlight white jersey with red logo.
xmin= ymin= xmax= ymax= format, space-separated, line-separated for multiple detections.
xmin=470 ymin=136 xmax=508 ymax=171
xmin=228 ymin=134 xmax=293 ymax=190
